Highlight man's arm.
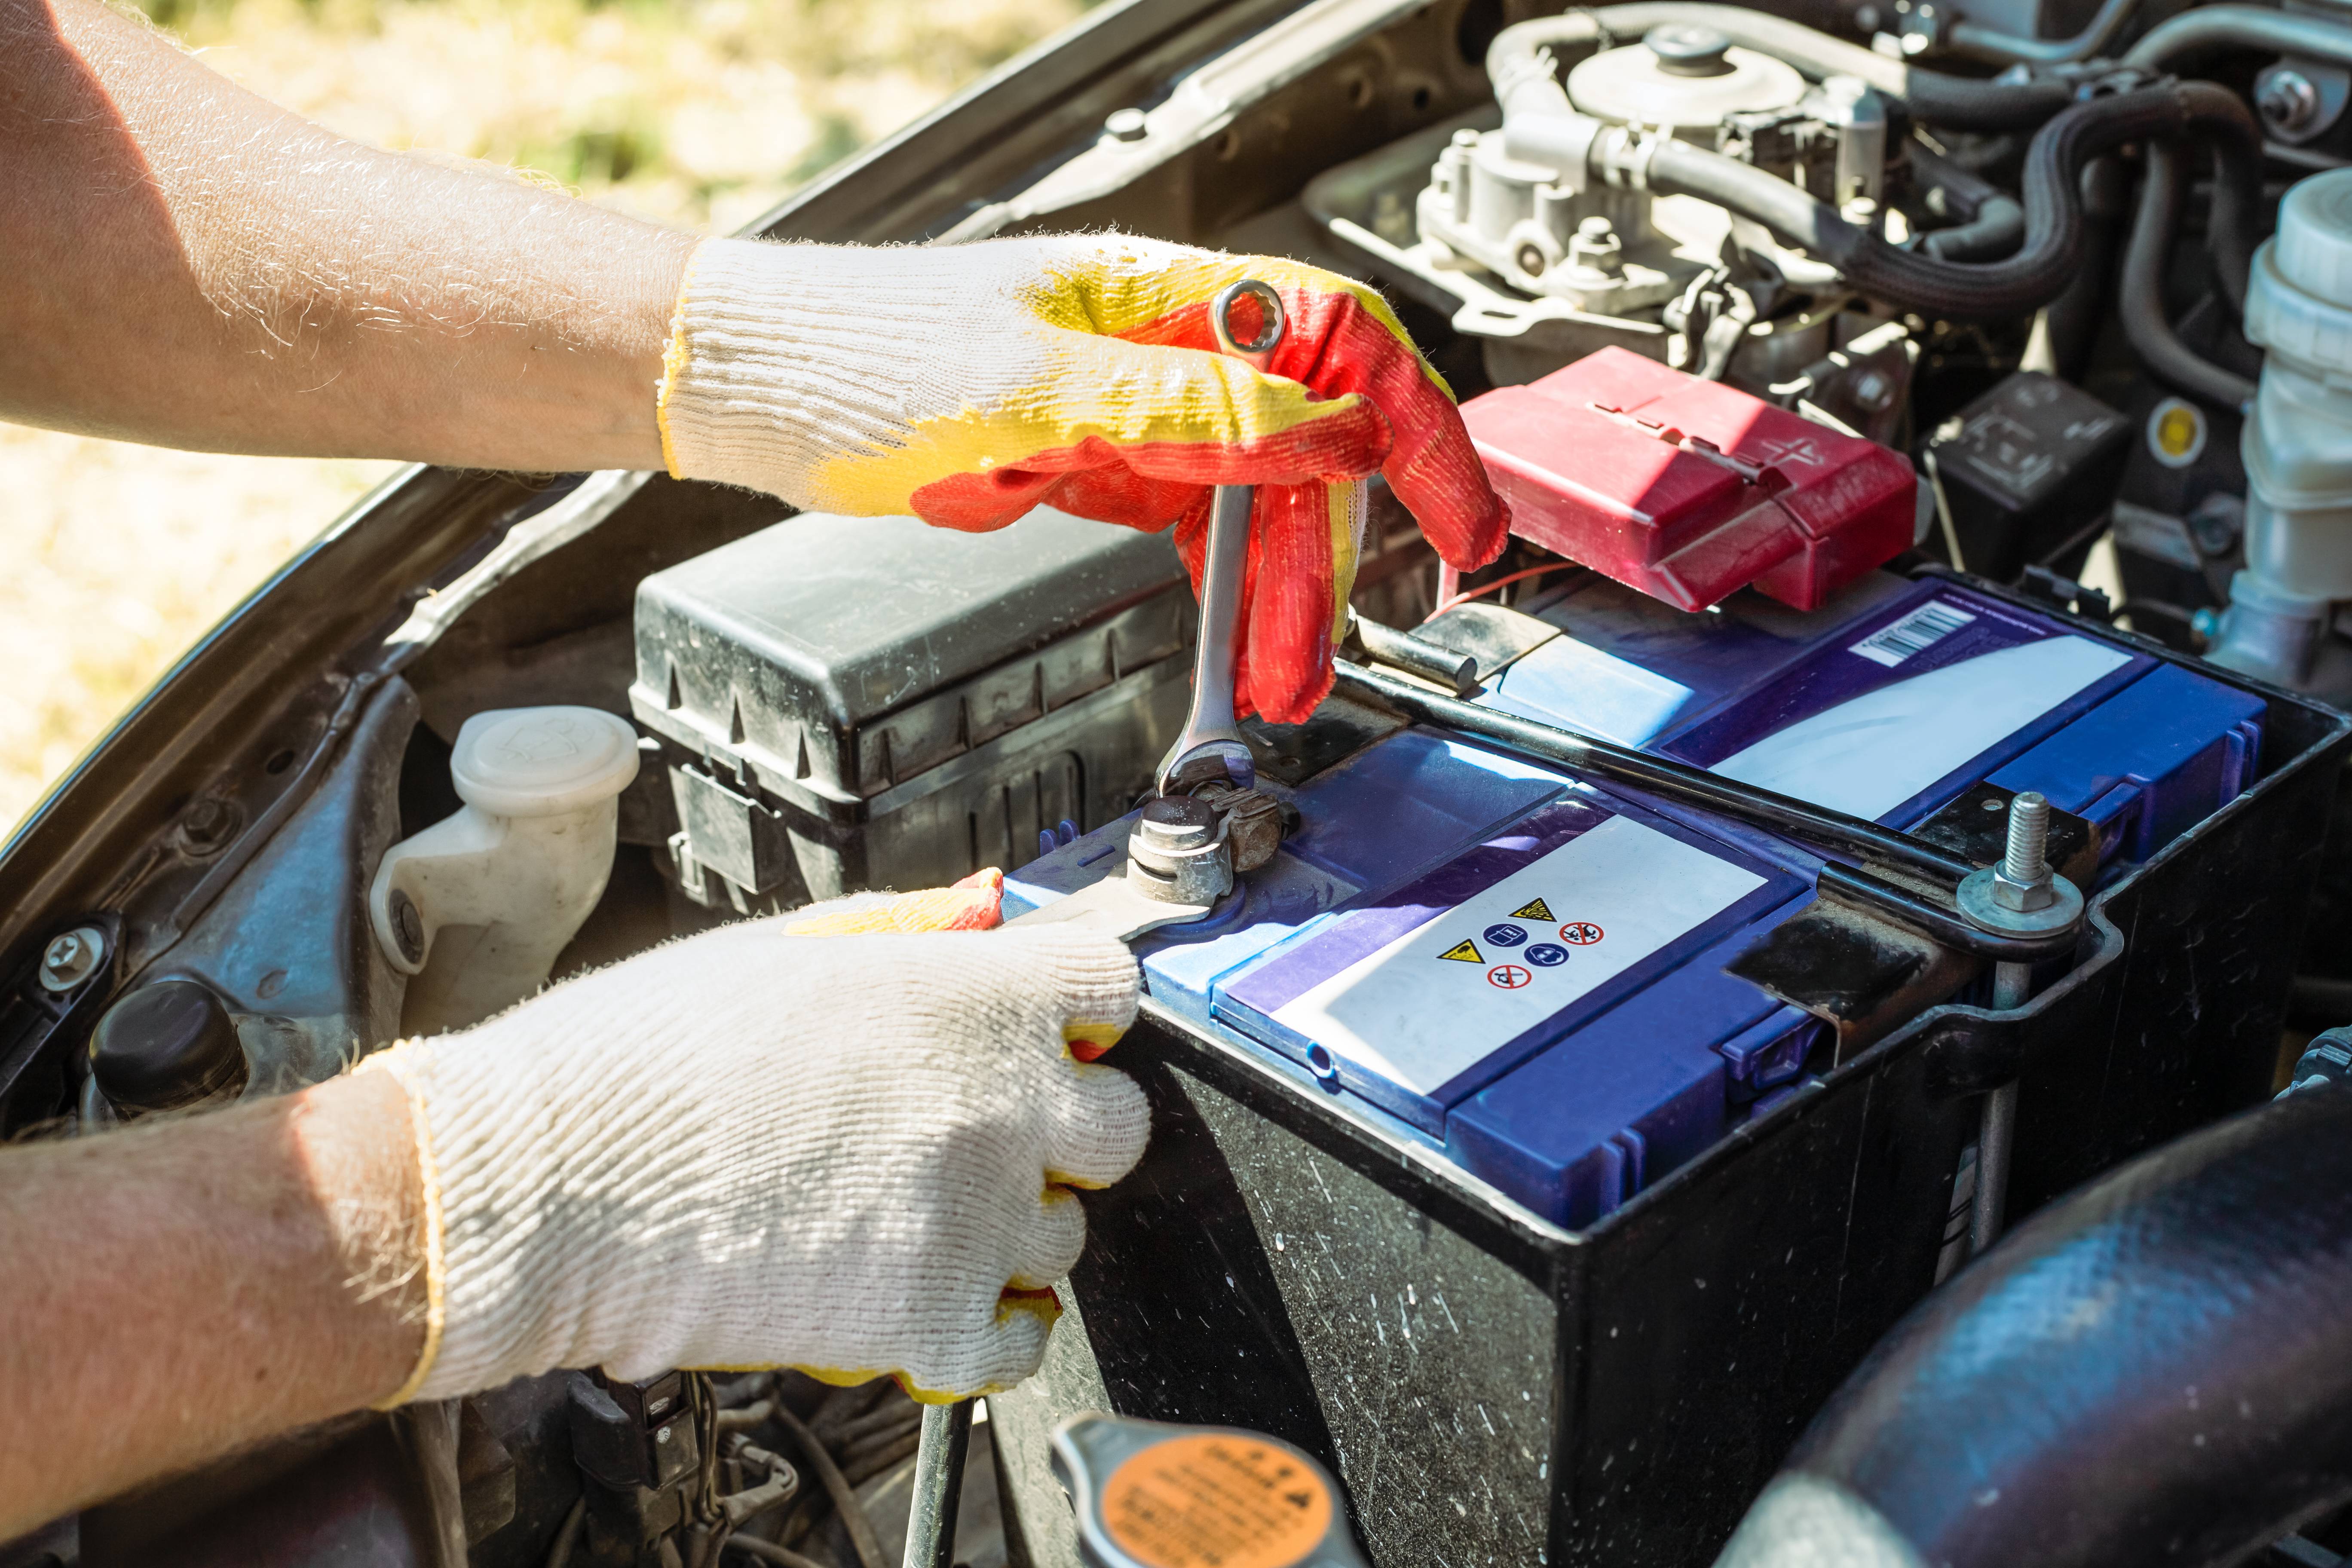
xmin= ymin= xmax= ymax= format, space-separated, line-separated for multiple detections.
xmin=0 ymin=0 xmax=689 ymax=470
xmin=0 ymin=1071 xmax=424 ymax=1538
xmin=0 ymin=910 xmax=1143 ymax=1540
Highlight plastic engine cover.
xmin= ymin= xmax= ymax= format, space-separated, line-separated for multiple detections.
xmin=1462 ymin=346 xmax=1917 ymax=612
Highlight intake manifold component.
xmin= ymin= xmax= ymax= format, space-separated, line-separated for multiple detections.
xmin=371 ymin=706 xmax=640 ymax=1035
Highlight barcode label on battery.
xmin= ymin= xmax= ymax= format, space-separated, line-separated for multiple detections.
xmin=1849 ymin=601 xmax=1977 ymax=667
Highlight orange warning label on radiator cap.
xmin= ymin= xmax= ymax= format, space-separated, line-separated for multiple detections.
xmin=1099 ymin=1432 xmax=1334 ymax=1568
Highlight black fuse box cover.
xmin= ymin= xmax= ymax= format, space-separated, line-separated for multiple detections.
xmin=631 ymin=506 xmax=1196 ymax=904
xmin=1925 ymin=371 xmax=2131 ymax=582
xmin=632 ymin=507 xmax=1189 ymax=815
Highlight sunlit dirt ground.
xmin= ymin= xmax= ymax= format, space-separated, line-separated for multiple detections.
xmin=0 ymin=0 xmax=1091 ymax=829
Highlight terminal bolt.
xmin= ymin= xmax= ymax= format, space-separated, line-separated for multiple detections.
xmin=1191 ymin=782 xmax=1284 ymax=873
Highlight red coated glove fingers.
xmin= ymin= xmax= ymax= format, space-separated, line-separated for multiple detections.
xmin=1174 ymin=482 xmax=1344 ymax=725
xmin=1118 ymin=285 xmax=1507 ymax=572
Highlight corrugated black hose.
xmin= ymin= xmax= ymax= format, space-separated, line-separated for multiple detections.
xmin=1715 ymin=1087 xmax=2352 ymax=1567
xmin=1636 ymin=82 xmax=2262 ymax=323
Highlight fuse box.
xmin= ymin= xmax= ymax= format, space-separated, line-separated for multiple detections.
xmin=630 ymin=507 xmax=1194 ymax=909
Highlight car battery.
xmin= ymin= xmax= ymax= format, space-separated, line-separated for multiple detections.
xmin=1459 ymin=346 xmax=1917 ymax=613
xmin=629 ymin=506 xmax=1194 ymax=908
xmin=983 ymin=591 xmax=2350 ymax=1568
xmin=1007 ymin=728 xmax=1825 ymax=1231
xmin=1455 ymin=570 xmax=2265 ymax=871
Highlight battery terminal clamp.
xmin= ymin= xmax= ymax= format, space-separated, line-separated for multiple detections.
xmin=1128 ymin=796 xmax=1236 ymax=906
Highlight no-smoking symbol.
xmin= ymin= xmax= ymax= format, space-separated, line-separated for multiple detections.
xmin=1488 ymin=964 xmax=1532 ymax=989
xmin=1558 ymin=921 xmax=1605 ymax=946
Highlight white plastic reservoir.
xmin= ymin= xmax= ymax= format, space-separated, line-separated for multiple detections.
xmin=370 ymin=706 xmax=640 ymax=1036
xmin=2220 ymin=168 xmax=2352 ymax=681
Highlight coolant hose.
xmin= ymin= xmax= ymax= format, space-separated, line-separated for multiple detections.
xmin=2128 ymin=3 xmax=2352 ymax=74
xmin=1634 ymin=82 xmax=2261 ymax=322
xmin=1715 ymin=1089 xmax=2352 ymax=1568
xmin=2121 ymin=139 xmax=2260 ymax=409
xmin=1487 ymin=7 xmax=2077 ymax=133
xmin=1909 ymin=140 xmax=2025 ymax=262
xmin=1948 ymin=0 xmax=2140 ymax=66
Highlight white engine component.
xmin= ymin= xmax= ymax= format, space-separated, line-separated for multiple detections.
xmin=370 ymin=705 xmax=640 ymax=1035
xmin=2216 ymin=168 xmax=2352 ymax=683
xmin=1315 ymin=21 xmax=1893 ymax=393
xmin=1565 ymin=26 xmax=1807 ymax=132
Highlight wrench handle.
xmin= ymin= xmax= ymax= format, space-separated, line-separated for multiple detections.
xmin=1196 ymin=483 xmax=1251 ymax=716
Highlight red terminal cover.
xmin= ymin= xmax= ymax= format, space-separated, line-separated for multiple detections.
xmin=1458 ymin=347 xmax=1917 ymax=612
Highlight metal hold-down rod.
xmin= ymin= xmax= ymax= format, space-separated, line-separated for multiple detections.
xmin=900 ymin=1400 xmax=975 ymax=1568
xmin=1332 ymin=657 xmax=1971 ymax=882
xmin=1330 ymin=658 xmax=2085 ymax=963
xmin=1966 ymin=793 xmax=2066 ymax=1256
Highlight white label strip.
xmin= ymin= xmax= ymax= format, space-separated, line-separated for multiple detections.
xmin=1270 ymin=816 xmax=1765 ymax=1096
xmin=1714 ymin=636 xmax=2132 ymax=821
xmin=1848 ymin=600 xmax=1977 ymax=668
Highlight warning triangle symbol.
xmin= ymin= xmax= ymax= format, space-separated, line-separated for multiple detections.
xmin=1438 ymin=938 xmax=1483 ymax=964
xmin=1510 ymin=896 xmax=1555 ymax=922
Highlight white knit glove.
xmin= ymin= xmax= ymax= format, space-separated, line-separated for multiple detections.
xmin=359 ymin=917 xmax=1146 ymax=1403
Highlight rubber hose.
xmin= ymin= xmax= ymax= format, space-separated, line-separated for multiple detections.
xmin=1922 ymin=196 xmax=2024 ymax=261
xmin=1715 ymin=1089 xmax=2352 ymax=1568
xmin=1947 ymin=0 xmax=2140 ymax=65
xmin=2127 ymin=3 xmax=2352 ymax=74
xmin=2036 ymin=154 xmax=2128 ymax=381
xmin=1636 ymin=82 xmax=2260 ymax=321
xmin=1908 ymin=140 xmax=2026 ymax=261
xmin=2122 ymin=140 xmax=2260 ymax=408
xmin=1487 ymin=7 xmax=2076 ymax=133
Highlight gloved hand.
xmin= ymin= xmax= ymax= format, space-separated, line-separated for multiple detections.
xmin=359 ymin=880 xmax=1146 ymax=1405
xmin=655 ymin=234 xmax=1510 ymax=723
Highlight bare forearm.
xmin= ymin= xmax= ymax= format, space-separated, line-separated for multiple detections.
xmin=0 ymin=1071 xmax=425 ymax=1537
xmin=0 ymin=0 xmax=691 ymax=469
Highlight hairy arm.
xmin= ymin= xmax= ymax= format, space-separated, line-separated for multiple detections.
xmin=0 ymin=1071 xmax=426 ymax=1537
xmin=0 ymin=0 xmax=692 ymax=469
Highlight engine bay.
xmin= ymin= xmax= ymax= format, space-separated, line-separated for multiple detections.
xmin=12 ymin=0 xmax=2352 ymax=1562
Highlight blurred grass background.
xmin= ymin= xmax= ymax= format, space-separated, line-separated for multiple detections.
xmin=0 ymin=0 xmax=1094 ymax=830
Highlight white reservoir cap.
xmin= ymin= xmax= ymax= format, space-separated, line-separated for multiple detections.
xmin=450 ymin=706 xmax=641 ymax=818
xmin=1569 ymin=33 xmax=1805 ymax=128
xmin=2277 ymin=168 xmax=2352 ymax=303
xmin=2246 ymin=168 xmax=2352 ymax=377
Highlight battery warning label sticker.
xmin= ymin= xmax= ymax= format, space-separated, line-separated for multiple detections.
xmin=1270 ymin=816 xmax=1764 ymax=1095
xmin=1099 ymin=1433 xmax=1333 ymax=1568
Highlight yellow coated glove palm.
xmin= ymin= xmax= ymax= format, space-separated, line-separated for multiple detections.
xmin=656 ymin=234 xmax=1507 ymax=723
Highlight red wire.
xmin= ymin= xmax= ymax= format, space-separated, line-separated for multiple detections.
xmin=1424 ymin=562 xmax=1578 ymax=622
